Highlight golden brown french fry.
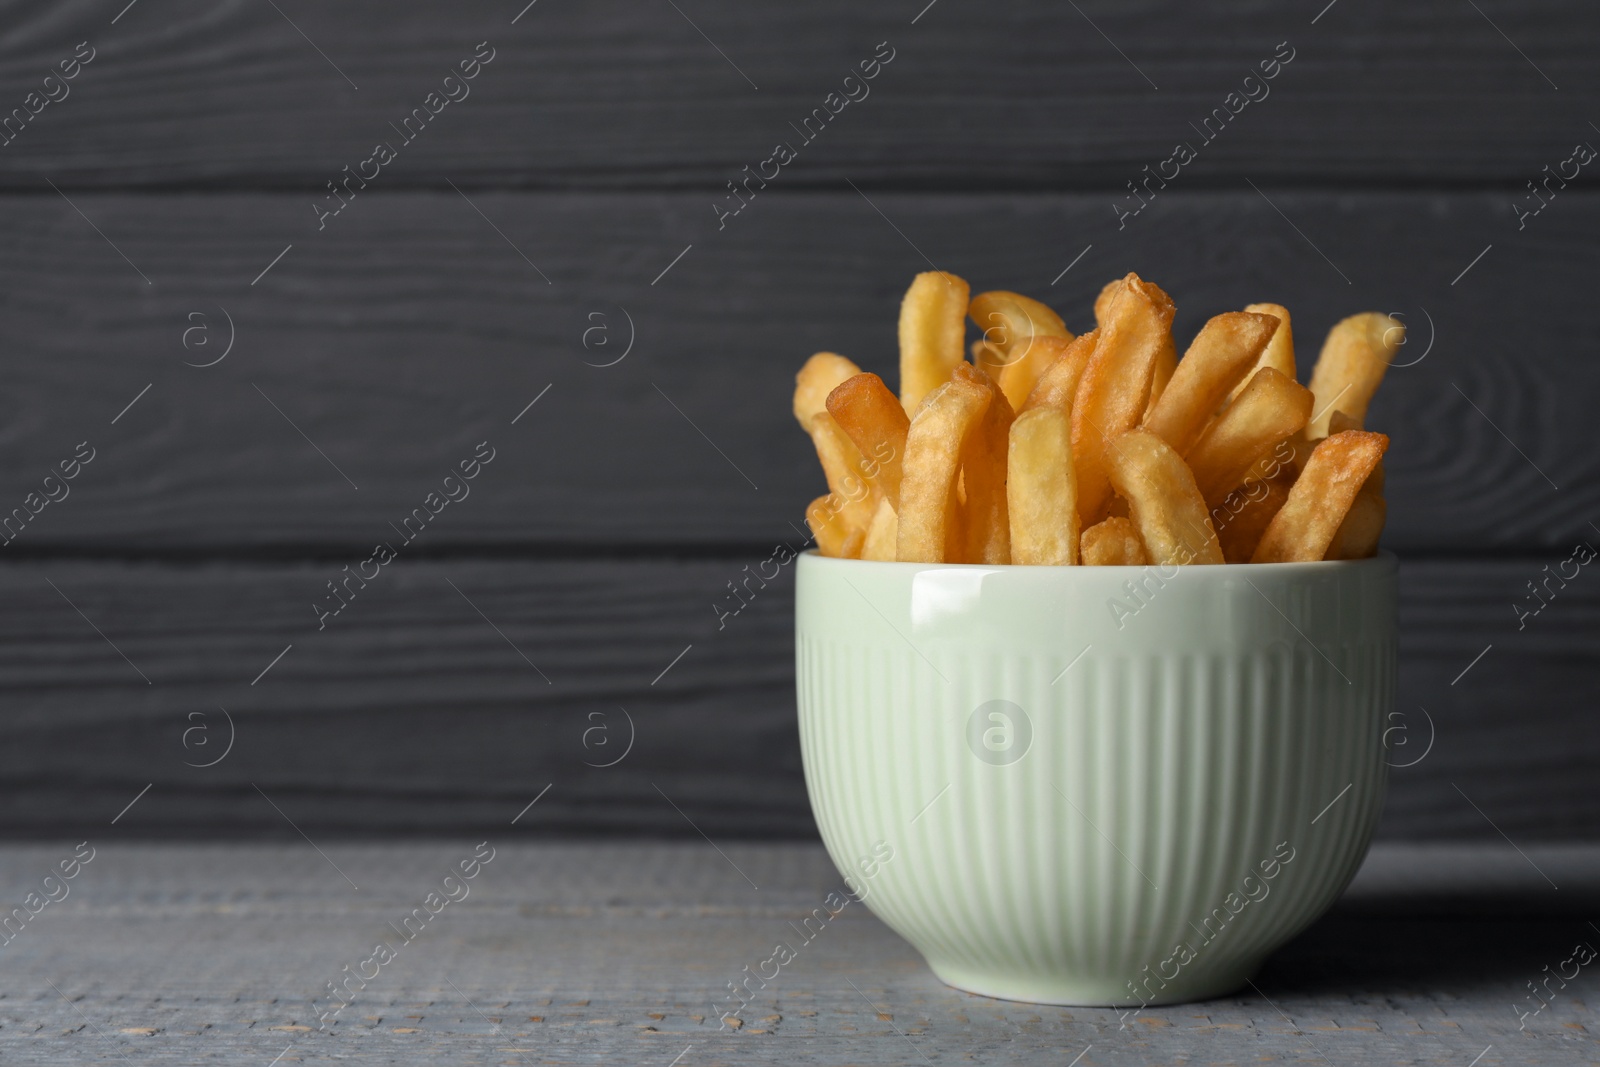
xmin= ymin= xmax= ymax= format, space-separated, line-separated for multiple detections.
xmin=1102 ymin=275 xmax=1173 ymax=420
xmin=793 ymin=352 xmax=862 ymax=431
xmin=806 ymin=495 xmax=863 ymax=558
xmin=861 ymin=496 xmax=899 ymax=561
xmin=1080 ymin=515 xmax=1148 ymax=566
xmin=954 ymin=364 xmax=1013 ymax=564
xmin=897 ymin=375 xmax=992 ymax=563
xmin=1020 ymin=331 xmax=1097 ymax=414
xmin=970 ymin=338 xmax=1007 ymax=380
xmin=806 ymin=412 xmax=879 ymax=531
xmin=1105 ymin=430 xmax=1224 ymax=565
xmin=1327 ymin=409 xmax=1363 ymax=435
xmin=899 ymin=271 xmax=971 ymax=415
xmin=1186 ymin=367 xmax=1314 ymax=505
xmin=1093 ymin=279 xmax=1120 ymax=327
xmin=1251 ymin=430 xmax=1389 ymax=562
xmin=970 ymin=290 xmax=1071 ymax=377
xmin=1211 ymin=476 xmax=1291 ymax=563
xmin=1326 ymin=482 xmax=1385 ymax=560
xmin=1144 ymin=336 xmax=1177 ymax=421
xmin=1101 ymin=275 xmax=1172 ymax=421
xmin=826 ymin=372 xmax=911 ymax=510
xmin=1323 ymin=416 xmax=1384 ymax=559
xmin=1306 ymin=313 xmax=1402 ymax=437
xmin=1225 ymin=303 xmax=1295 ymax=405
xmin=1071 ymin=274 xmax=1176 ymax=527
xmin=996 ymin=335 xmax=1068 ymax=412
xmin=1008 ymin=407 xmax=1077 ymax=565
xmin=1144 ymin=311 xmax=1279 ymax=456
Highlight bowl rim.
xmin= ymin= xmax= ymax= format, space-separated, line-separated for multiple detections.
xmin=798 ymin=548 xmax=1397 ymax=576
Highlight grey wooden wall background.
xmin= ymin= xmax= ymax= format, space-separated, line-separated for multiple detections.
xmin=1 ymin=0 xmax=1595 ymax=841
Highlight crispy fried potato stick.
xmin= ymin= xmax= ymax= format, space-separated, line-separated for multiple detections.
xmin=954 ymin=364 xmax=1013 ymax=564
xmin=807 ymin=495 xmax=863 ymax=558
xmin=1225 ymin=303 xmax=1295 ymax=405
xmin=861 ymin=496 xmax=899 ymax=561
xmin=972 ymin=290 xmax=1069 ymax=351
xmin=1007 ymin=406 xmax=1078 ymax=565
xmin=896 ymin=375 xmax=992 ymax=562
xmin=1093 ymin=279 xmax=1120 ymax=327
xmin=1071 ymin=274 xmax=1176 ymax=527
xmin=1080 ymin=515 xmax=1148 ymax=566
xmin=1144 ymin=311 xmax=1279 ymax=456
xmin=969 ymin=291 xmax=1072 ymax=406
xmin=1326 ymin=483 xmax=1386 ymax=560
xmin=1306 ymin=313 xmax=1403 ymax=437
xmin=971 ymin=338 xmax=1007 ymax=382
xmin=1186 ymin=367 xmax=1313 ymax=505
xmin=1322 ymin=412 xmax=1385 ymax=559
xmin=793 ymin=352 xmax=862 ymax=431
xmin=1000 ymin=336 xmax=1074 ymax=412
xmin=1212 ymin=476 xmax=1292 ymax=563
xmin=1144 ymin=336 xmax=1177 ymax=421
xmin=1327 ymin=410 xmax=1363 ymax=435
xmin=1106 ymin=430 xmax=1224 ymax=565
xmin=1020 ymin=331 xmax=1097 ymax=415
xmin=826 ymin=372 xmax=911 ymax=510
xmin=899 ymin=271 xmax=971 ymax=415
xmin=1102 ymin=279 xmax=1173 ymax=419
xmin=1252 ymin=430 xmax=1389 ymax=562
xmin=807 ymin=412 xmax=879 ymax=531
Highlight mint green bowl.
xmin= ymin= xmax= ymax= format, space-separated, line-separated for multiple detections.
xmin=796 ymin=551 xmax=1396 ymax=1007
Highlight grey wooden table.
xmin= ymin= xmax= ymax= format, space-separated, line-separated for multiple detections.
xmin=2 ymin=841 xmax=1596 ymax=1065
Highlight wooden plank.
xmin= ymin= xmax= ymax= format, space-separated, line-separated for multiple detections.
xmin=0 ymin=842 xmax=1594 ymax=1064
xmin=2 ymin=0 xmax=1595 ymax=187
xmin=1 ymin=190 xmax=1591 ymax=552
xmin=0 ymin=557 xmax=1593 ymax=841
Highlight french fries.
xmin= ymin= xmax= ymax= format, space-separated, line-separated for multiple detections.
xmin=1145 ymin=337 xmax=1177 ymax=421
xmin=1105 ymin=430 xmax=1224 ymax=566
xmin=1080 ymin=516 xmax=1149 ymax=566
xmin=953 ymin=364 xmax=1014 ymax=565
xmin=971 ymin=290 xmax=1069 ymax=349
xmin=826 ymin=372 xmax=910 ymax=509
xmin=797 ymin=272 xmax=1398 ymax=565
xmin=899 ymin=271 xmax=971 ymax=415
xmin=807 ymin=495 xmax=864 ymax=559
xmin=1072 ymin=273 xmax=1176 ymax=528
xmin=794 ymin=352 xmax=863 ymax=430
xmin=806 ymin=411 xmax=880 ymax=532
xmin=862 ymin=497 xmax=899 ymax=561
xmin=1323 ymin=411 xmax=1386 ymax=561
xmin=1186 ymin=367 xmax=1313 ymax=506
xmin=896 ymin=375 xmax=991 ymax=563
xmin=1306 ymin=313 xmax=1402 ymax=437
xmin=999 ymin=335 xmax=1073 ymax=412
xmin=1228 ymin=303 xmax=1295 ymax=405
xmin=969 ymin=290 xmax=1072 ymax=406
xmin=1327 ymin=481 xmax=1386 ymax=560
xmin=1144 ymin=311 xmax=1279 ymax=456
xmin=1252 ymin=431 xmax=1389 ymax=562
xmin=1020 ymin=332 xmax=1097 ymax=415
xmin=1008 ymin=407 xmax=1078 ymax=565
xmin=1214 ymin=475 xmax=1292 ymax=564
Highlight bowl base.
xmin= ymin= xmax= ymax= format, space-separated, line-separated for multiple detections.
xmin=928 ymin=956 xmax=1263 ymax=1008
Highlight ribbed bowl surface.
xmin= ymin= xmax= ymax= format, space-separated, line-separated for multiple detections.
xmin=796 ymin=552 xmax=1397 ymax=1006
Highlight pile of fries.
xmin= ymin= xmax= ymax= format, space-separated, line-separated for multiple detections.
xmin=796 ymin=272 xmax=1398 ymax=565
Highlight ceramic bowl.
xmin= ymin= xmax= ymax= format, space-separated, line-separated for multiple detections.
xmin=795 ymin=551 xmax=1397 ymax=1006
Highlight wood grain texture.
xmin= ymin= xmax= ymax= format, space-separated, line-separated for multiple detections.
xmin=1 ymin=557 xmax=1594 ymax=841
xmin=0 ymin=190 xmax=1591 ymax=552
xmin=1 ymin=842 xmax=1596 ymax=1065
xmin=1 ymin=1 xmax=1595 ymax=188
